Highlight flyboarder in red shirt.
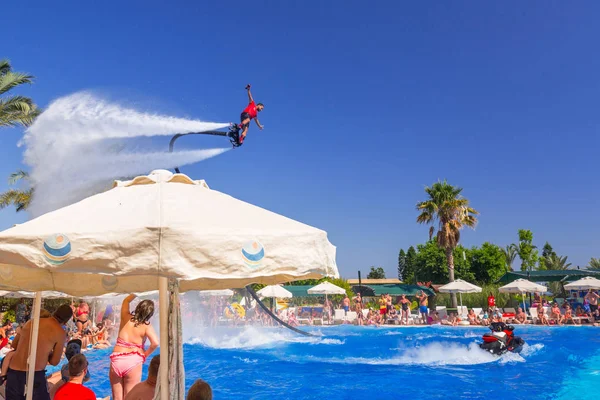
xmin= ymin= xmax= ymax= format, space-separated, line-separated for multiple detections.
xmin=238 ymin=84 xmax=264 ymax=145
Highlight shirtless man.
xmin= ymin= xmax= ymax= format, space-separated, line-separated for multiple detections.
xmin=416 ymin=291 xmax=429 ymax=324
xmin=513 ymin=307 xmax=528 ymax=324
xmin=124 ymin=355 xmax=159 ymax=400
xmin=585 ymin=290 xmax=599 ymax=315
xmin=342 ymin=295 xmax=350 ymax=315
xmin=6 ymin=304 xmax=72 ymax=400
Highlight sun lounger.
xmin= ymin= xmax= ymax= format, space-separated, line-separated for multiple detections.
xmin=436 ymin=306 xmax=448 ymax=320
xmin=345 ymin=311 xmax=357 ymax=323
xmin=333 ymin=309 xmax=345 ymax=324
xmin=297 ymin=307 xmax=312 ymax=325
xmin=457 ymin=306 xmax=468 ymax=319
xmin=529 ymin=308 xmax=539 ymax=324
xmin=312 ymin=307 xmax=324 ymax=325
xmin=472 ymin=307 xmax=483 ymax=317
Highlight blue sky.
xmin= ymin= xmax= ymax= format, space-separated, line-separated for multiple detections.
xmin=1 ymin=1 xmax=599 ymax=277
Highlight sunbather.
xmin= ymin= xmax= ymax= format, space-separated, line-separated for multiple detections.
xmin=550 ymin=303 xmax=563 ymax=325
xmin=467 ymin=309 xmax=480 ymax=325
xmin=537 ymin=304 xmax=549 ymax=325
xmin=563 ymin=304 xmax=579 ymax=325
xmin=513 ymin=307 xmax=528 ymax=324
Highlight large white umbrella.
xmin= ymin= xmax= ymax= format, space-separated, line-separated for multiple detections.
xmin=0 ymin=169 xmax=338 ymax=400
xmin=438 ymin=279 xmax=481 ymax=317
xmin=307 ymin=281 xmax=346 ymax=295
xmin=257 ymin=284 xmax=293 ymax=299
xmin=564 ymin=276 xmax=600 ymax=290
xmin=499 ymin=279 xmax=547 ymax=314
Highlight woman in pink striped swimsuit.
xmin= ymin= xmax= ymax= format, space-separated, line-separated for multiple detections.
xmin=109 ymin=294 xmax=159 ymax=400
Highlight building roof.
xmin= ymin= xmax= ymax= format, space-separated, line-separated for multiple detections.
xmin=347 ymin=278 xmax=402 ymax=284
xmin=497 ymin=269 xmax=600 ymax=284
xmin=282 ymin=285 xmax=326 ymax=297
xmin=351 ymin=284 xmax=435 ymax=297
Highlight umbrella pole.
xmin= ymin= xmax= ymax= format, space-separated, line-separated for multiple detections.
xmin=159 ymin=277 xmax=169 ymax=400
xmin=460 ymin=292 xmax=463 ymax=318
xmin=25 ymin=291 xmax=42 ymax=400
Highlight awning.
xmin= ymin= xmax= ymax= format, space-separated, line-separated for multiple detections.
xmin=351 ymin=284 xmax=435 ymax=297
xmin=497 ymin=270 xmax=600 ymax=284
xmin=282 ymin=285 xmax=322 ymax=297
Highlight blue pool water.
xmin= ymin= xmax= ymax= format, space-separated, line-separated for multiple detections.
xmin=82 ymin=325 xmax=600 ymax=399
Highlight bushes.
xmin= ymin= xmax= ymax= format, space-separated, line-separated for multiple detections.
xmin=3 ymin=309 xmax=15 ymax=324
xmin=434 ymin=284 xmax=525 ymax=309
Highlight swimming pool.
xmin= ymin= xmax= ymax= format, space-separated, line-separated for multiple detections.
xmin=83 ymin=325 xmax=600 ymax=399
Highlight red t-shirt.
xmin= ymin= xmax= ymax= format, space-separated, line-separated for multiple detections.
xmin=243 ymin=101 xmax=258 ymax=119
xmin=487 ymin=295 xmax=495 ymax=307
xmin=54 ymin=382 xmax=96 ymax=400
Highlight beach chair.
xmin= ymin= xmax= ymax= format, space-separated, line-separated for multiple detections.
xmin=362 ymin=309 xmax=369 ymax=319
xmin=297 ymin=307 xmax=312 ymax=325
xmin=436 ymin=306 xmax=448 ymax=320
xmin=312 ymin=307 xmax=324 ymax=325
xmin=345 ymin=311 xmax=357 ymax=323
xmin=457 ymin=306 xmax=468 ymax=319
xmin=333 ymin=309 xmax=345 ymax=324
xmin=529 ymin=307 xmax=538 ymax=324
xmin=504 ymin=307 xmax=516 ymax=314
xmin=472 ymin=307 xmax=483 ymax=318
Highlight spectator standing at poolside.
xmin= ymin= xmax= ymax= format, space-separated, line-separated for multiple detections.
xmin=416 ymin=291 xmax=428 ymax=324
xmin=399 ymin=294 xmax=411 ymax=325
xmin=187 ymin=379 xmax=213 ymax=400
xmin=124 ymin=355 xmax=160 ymax=400
xmin=487 ymin=293 xmax=496 ymax=312
xmin=15 ymin=299 xmax=28 ymax=326
xmin=378 ymin=295 xmax=387 ymax=322
xmin=342 ymin=295 xmax=350 ymax=315
xmin=354 ymin=296 xmax=364 ymax=326
xmin=585 ymin=290 xmax=599 ymax=315
xmin=6 ymin=304 xmax=73 ymax=400
xmin=54 ymin=354 xmax=96 ymax=400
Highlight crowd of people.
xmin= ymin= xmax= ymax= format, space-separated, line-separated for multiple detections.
xmin=0 ymin=295 xmax=214 ymax=400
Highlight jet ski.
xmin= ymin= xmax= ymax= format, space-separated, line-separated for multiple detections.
xmin=479 ymin=322 xmax=525 ymax=355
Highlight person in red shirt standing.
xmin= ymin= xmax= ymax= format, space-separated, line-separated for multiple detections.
xmin=487 ymin=293 xmax=496 ymax=312
xmin=54 ymin=354 xmax=96 ymax=400
xmin=238 ymin=84 xmax=264 ymax=145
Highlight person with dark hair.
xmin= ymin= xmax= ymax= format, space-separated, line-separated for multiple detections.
xmin=5 ymin=304 xmax=72 ymax=400
xmin=186 ymin=379 xmax=213 ymax=400
xmin=124 ymin=355 xmax=160 ymax=400
xmin=237 ymin=84 xmax=264 ymax=145
xmin=54 ymin=354 xmax=96 ymax=400
xmin=109 ymin=294 xmax=159 ymax=400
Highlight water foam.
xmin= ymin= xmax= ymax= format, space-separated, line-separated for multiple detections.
xmin=187 ymin=326 xmax=343 ymax=349
xmin=21 ymin=91 xmax=230 ymax=216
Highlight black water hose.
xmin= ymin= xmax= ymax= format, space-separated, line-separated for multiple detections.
xmin=168 ymin=132 xmax=314 ymax=337
xmin=245 ymin=285 xmax=314 ymax=337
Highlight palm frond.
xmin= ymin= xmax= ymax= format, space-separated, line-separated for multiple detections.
xmin=8 ymin=170 xmax=29 ymax=184
xmin=0 ymin=60 xmax=11 ymax=76
xmin=0 ymin=71 xmax=35 ymax=95
xmin=0 ymin=95 xmax=40 ymax=127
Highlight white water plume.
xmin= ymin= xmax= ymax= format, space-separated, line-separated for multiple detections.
xmin=21 ymin=92 xmax=230 ymax=216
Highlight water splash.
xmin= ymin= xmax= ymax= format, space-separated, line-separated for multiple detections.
xmin=21 ymin=91 xmax=230 ymax=216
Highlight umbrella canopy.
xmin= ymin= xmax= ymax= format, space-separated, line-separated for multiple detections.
xmin=198 ymin=289 xmax=234 ymax=297
xmin=0 ymin=170 xmax=338 ymax=295
xmin=0 ymin=290 xmax=70 ymax=299
xmin=564 ymin=276 xmax=600 ymax=290
xmin=257 ymin=284 xmax=293 ymax=298
xmin=499 ymin=279 xmax=547 ymax=294
xmin=438 ymin=279 xmax=482 ymax=294
xmin=307 ymin=281 xmax=346 ymax=295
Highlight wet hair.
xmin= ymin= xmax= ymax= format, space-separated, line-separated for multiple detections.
xmin=54 ymin=304 xmax=74 ymax=325
xmin=187 ymin=379 xmax=213 ymax=400
xmin=148 ymin=355 xmax=160 ymax=378
xmin=131 ymin=299 xmax=155 ymax=327
xmin=68 ymin=354 xmax=88 ymax=377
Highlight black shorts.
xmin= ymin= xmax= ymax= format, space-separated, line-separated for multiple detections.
xmin=6 ymin=368 xmax=50 ymax=400
xmin=240 ymin=112 xmax=251 ymax=129
xmin=590 ymin=304 xmax=598 ymax=313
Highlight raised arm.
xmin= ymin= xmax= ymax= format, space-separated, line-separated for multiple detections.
xmin=246 ymin=84 xmax=254 ymax=103
xmin=254 ymin=118 xmax=263 ymax=130
xmin=120 ymin=294 xmax=137 ymax=326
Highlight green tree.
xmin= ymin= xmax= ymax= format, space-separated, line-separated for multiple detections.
xmin=0 ymin=60 xmax=40 ymax=127
xmin=544 ymin=254 xmax=571 ymax=270
xmin=500 ymin=244 xmax=518 ymax=271
xmin=416 ymin=180 xmax=479 ymax=307
xmin=0 ymin=170 xmax=33 ymax=212
xmin=397 ymin=249 xmax=406 ymax=281
xmin=588 ymin=258 xmax=600 ymax=270
xmin=414 ymin=241 xmax=448 ymax=283
xmin=404 ymin=246 xmax=417 ymax=283
xmin=515 ymin=229 xmax=538 ymax=271
xmin=470 ymin=242 xmax=506 ymax=284
xmin=538 ymin=242 xmax=557 ymax=270
xmin=367 ymin=266 xmax=386 ymax=279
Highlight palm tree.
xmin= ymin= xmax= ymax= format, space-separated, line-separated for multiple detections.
xmin=0 ymin=59 xmax=40 ymax=127
xmin=587 ymin=258 xmax=600 ymax=270
xmin=501 ymin=244 xmax=518 ymax=271
xmin=544 ymin=254 xmax=571 ymax=270
xmin=416 ymin=180 xmax=479 ymax=307
xmin=0 ymin=170 xmax=33 ymax=212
